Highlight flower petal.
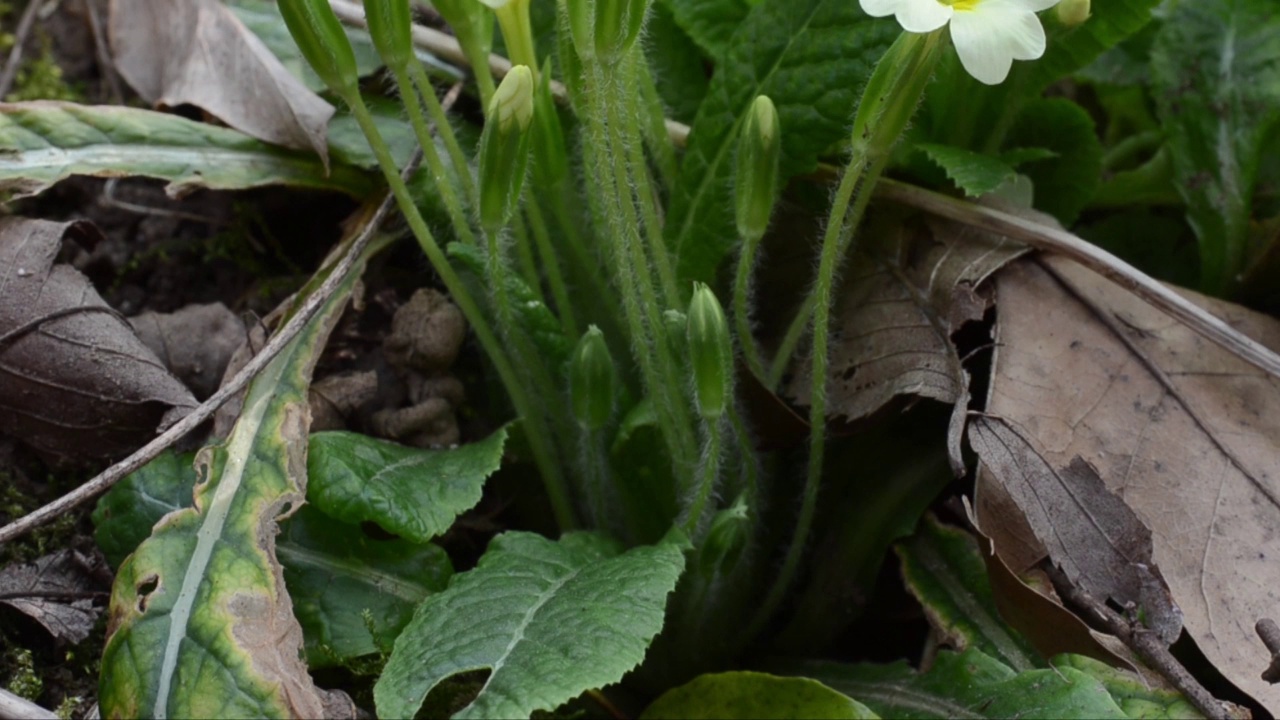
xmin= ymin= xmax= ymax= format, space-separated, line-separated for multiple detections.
xmin=859 ymin=0 xmax=902 ymax=18
xmin=1012 ymin=0 xmax=1063 ymax=12
xmin=977 ymin=4 xmax=1048 ymax=60
xmin=895 ymin=0 xmax=952 ymax=33
xmin=949 ymin=11 xmax=1015 ymax=84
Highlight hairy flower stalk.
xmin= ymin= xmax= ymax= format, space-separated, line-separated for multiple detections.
xmin=751 ymin=29 xmax=945 ymax=636
xmin=732 ymin=95 xmax=782 ymax=381
xmin=279 ymin=0 xmax=576 ymax=529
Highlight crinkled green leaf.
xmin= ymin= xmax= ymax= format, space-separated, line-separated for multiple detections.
xmin=781 ymin=648 xmax=1127 ymax=719
xmin=655 ymin=0 xmax=751 ymax=61
xmin=0 ymin=102 xmax=375 ymax=200
xmin=646 ymin=5 xmax=712 ymax=123
xmin=93 ymin=452 xmax=200 ymax=570
xmin=306 ymin=428 xmax=507 ymax=544
xmin=1151 ymin=0 xmax=1280 ymax=293
xmin=94 ymin=443 xmax=457 ymax=667
xmin=1052 ymin=655 xmax=1203 ymax=720
xmin=374 ymin=531 xmax=686 ymax=720
xmin=895 ymin=516 xmax=1041 ymax=672
xmin=667 ymin=0 xmax=896 ymax=283
xmin=641 ymin=672 xmax=878 ymax=719
xmin=448 ymin=242 xmax=572 ymax=366
xmin=1024 ymin=0 xmax=1161 ymax=96
xmin=1004 ymin=98 xmax=1102 ymax=225
xmin=917 ymin=144 xmax=1018 ymax=198
xmin=98 ymin=236 xmax=374 ymax=719
xmin=279 ymin=505 xmax=452 ymax=667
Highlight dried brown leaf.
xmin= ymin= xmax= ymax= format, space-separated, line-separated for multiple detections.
xmin=108 ymin=0 xmax=334 ymax=163
xmin=0 ymin=217 xmax=196 ymax=460
xmin=0 ymin=549 xmax=108 ymax=643
xmin=789 ymin=214 xmax=1025 ymax=470
xmin=976 ymin=254 xmax=1280 ymax=710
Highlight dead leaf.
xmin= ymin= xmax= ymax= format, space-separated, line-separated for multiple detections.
xmin=0 ymin=217 xmax=196 ymax=460
xmin=789 ymin=214 xmax=1026 ymax=471
xmin=975 ymin=254 xmax=1280 ymax=710
xmin=969 ymin=418 xmax=1183 ymax=644
xmin=130 ymin=302 xmax=246 ymax=399
xmin=0 ymin=549 xmax=108 ymax=643
xmin=108 ymin=0 xmax=335 ymax=164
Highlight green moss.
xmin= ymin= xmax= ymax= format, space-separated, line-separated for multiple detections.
xmin=4 ymin=648 xmax=42 ymax=701
xmin=5 ymin=28 xmax=83 ymax=103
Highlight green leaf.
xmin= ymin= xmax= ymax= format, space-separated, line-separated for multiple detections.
xmin=646 ymin=5 xmax=712 ymax=123
xmin=374 ymin=531 xmax=687 ymax=719
xmin=226 ymin=0 xmax=460 ymax=91
xmin=1025 ymin=0 xmax=1161 ymax=96
xmin=1151 ymin=0 xmax=1280 ymax=294
xmin=916 ymin=144 xmax=1018 ymax=198
xmin=641 ymin=672 xmax=878 ymax=719
xmin=1052 ymin=655 xmax=1204 ymax=719
xmin=98 ymin=236 xmax=375 ymax=719
xmin=306 ymin=429 xmax=507 ymax=543
xmin=1004 ymin=98 xmax=1103 ymax=225
xmin=93 ymin=452 xmax=199 ymax=570
xmin=0 ymin=102 xmax=375 ymax=200
xmin=782 ymin=648 xmax=1128 ymax=719
xmin=93 ymin=446 xmax=457 ymax=668
xmin=895 ymin=516 xmax=1041 ymax=672
xmin=655 ymin=0 xmax=751 ymax=61
xmin=666 ymin=0 xmax=896 ymax=283
xmin=279 ymin=505 xmax=452 ymax=667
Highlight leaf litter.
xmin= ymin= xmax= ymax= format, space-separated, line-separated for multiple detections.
xmin=973 ymin=253 xmax=1280 ymax=710
xmin=108 ymin=0 xmax=335 ymax=163
xmin=0 ymin=217 xmax=196 ymax=461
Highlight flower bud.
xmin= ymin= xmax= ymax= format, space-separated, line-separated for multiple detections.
xmin=1055 ymin=0 xmax=1090 ymax=26
xmin=532 ymin=58 xmax=569 ymax=189
xmin=478 ymin=65 xmax=535 ymax=233
xmin=734 ymin=95 xmax=781 ymax=241
xmin=364 ymin=0 xmax=414 ymax=70
xmin=278 ymin=0 xmax=360 ymax=99
xmin=564 ymin=0 xmax=650 ymax=61
xmin=571 ymin=326 xmax=617 ymax=430
xmin=687 ymin=283 xmax=733 ymax=419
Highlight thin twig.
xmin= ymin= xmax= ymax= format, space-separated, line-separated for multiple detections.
xmin=875 ymin=179 xmax=1280 ymax=382
xmin=1044 ymin=564 xmax=1236 ymax=720
xmin=0 ymin=155 xmax=419 ymax=546
xmin=0 ymin=0 xmax=43 ymax=98
xmin=83 ymin=0 xmax=123 ymax=104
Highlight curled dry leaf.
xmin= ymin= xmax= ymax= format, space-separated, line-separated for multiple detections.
xmin=975 ymin=254 xmax=1280 ymax=710
xmin=0 ymin=217 xmax=196 ymax=460
xmin=789 ymin=213 xmax=1025 ymax=471
xmin=108 ymin=0 xmax=335 ymax=164
xmin=0 ymin=549 xmax=108 ymax=644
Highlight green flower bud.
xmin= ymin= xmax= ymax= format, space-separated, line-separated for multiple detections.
xmin=563 ymin=0 xmax=595 ymax=61
xmin=687 ymin=283 xmax=733 ymax=419
xmin=1055 ymin=0 xmax=1090 ymax=26
xmin=433 ymin=0 xmax=496 ymax=97
xmin=734 ymin=95 xmax=781 ymax=241
xmin=478 ymin=65 xmax=535 ymax=233
xmin=697 ymin=496 xmax=750 ymax=575
xmin=563 ymin=0 xmax=650 ymax=61
xmin=278 ymin=0 xmax=359 ymax=99
xmin=532 ymin=58 xmax=570 ymax=189
xmin=571 ymin=326 xmax=617 ymax=430
xmin=364 ymin=0 xmax=413 ymax=70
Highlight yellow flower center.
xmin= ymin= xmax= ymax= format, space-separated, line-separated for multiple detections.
xmin=940 ymin=0 xmax=979 ymax=9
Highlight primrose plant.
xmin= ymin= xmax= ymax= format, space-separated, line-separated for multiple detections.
xmin=277 ymin=0 xmax=1072 ymax=703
